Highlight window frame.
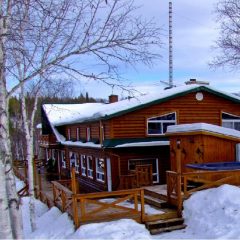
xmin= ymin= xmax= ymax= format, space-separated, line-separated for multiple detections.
xmin=61 ymin=150 xmax=66 ymax=168
xmin=222 ymin=112 xmax=240 ymax=131
xmin=86 ymin=156 xmax=93 ymax=179
xmin=95 ymin=158 xmax=105 ymax=183
xmin=147 ymin=112 xmax=176 ymax=136
xmin=80 ymin=155 xmax=87 ymax=176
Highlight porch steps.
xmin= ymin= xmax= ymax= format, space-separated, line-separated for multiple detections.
xmin=145 ymin=217 xmax=186 ymax=235
xmin=144 ymin=188 xmax=168 ymax=202
xmin=144 ymin=194 xmax=168 ymax=209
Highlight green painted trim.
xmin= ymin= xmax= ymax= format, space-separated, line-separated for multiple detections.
xmin=103 ymin=137 xmax=169 ymax=148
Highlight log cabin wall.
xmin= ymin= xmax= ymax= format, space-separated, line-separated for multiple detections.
xmin=169 ymin=134 xmax=240 ymax=173
xmin=61 ymin=120 xmax=112 ymax=142
xmin=60 ymin=146 xmax=119 ymax=192
xmin=110 ymin=91 xmax=240 ymax=139
xmin=113 ymin=146 xmax=170 ymax=184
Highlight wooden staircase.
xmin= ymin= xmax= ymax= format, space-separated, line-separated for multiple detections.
xmin=143 ymin=187 xmax=186 ymax=235
xmin=145 ymin=217 xmax=186 ymax=235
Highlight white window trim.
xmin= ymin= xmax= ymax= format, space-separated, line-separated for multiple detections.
xmin=80 ymin=155 xmax=86 ymax=176
xmin=96 ymin=158 xmax=105 ymax=183
xmin=87 ymin=156 xmax=93 ymax=179
xmin=128 ymin=158 xmax=159 ymax=183
xmin=61 ymin=150 xmax=66 ymax=168
xmin=147 ymin=112 xmax=176 ymax=136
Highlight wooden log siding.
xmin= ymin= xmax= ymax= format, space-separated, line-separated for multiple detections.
xmin=169 ymin=134 xmax=239 ymax=173
xmin=62 ymin=121 xmax=112 ymax=143
xmin=110 ymin=92 xmax=240 ymax=138
xmin=61 ymin=147 xmax=120 ymax=192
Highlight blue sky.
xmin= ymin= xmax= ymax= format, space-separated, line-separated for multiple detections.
xmin=79 ymin=0 xmax=240 ymax=99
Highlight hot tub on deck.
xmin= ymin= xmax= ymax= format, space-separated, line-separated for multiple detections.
xmin=186 ymin=162 xmax=240 ymax=171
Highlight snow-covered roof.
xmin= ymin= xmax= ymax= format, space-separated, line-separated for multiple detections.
xmin=166 ymin=123 xmax=240 ymax=140
xmin=43 ymin=85 xmax=240 ymax=127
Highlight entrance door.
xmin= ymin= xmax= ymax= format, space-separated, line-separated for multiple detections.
xmin=128 ymin=158 xmax=159 ymax=183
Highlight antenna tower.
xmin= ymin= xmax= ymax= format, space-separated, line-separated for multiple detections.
xmin=169 ymin=1 xmax=173 ymax=87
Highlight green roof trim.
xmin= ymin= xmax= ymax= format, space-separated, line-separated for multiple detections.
xmin=103 ymin=137 xmax=169 ymax=148
xmin=101 ymin=86 xmax=240 ymax=120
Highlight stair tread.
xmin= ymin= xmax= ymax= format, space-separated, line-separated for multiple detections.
xmin=150 ymin=224 xmax=186 ymax=235
xmin=146 ymin=217 xmax=184 ymax=226
xmin=144 ymin=195 xmax=166 ymax=202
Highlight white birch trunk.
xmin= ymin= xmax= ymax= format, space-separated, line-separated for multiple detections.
xmin=21 ymin=85 xmax=37 ymax=232
xmin=0 ymin=1 xmax=22 ymax=236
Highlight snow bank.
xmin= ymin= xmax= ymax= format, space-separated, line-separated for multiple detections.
xmin=70 ymin=219 xmax=152 ymax=240
xmin=183 ymin=184 xmax=240 ymax=239
xmin=160 ymin=184 xmax=240 ymax=239
xmin=28 ymin=207 xmax=75 ymax=239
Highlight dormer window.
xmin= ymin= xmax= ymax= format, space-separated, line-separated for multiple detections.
xmin=222 ymin=112 xmax=240 ymax=131
xmin=76 ymin=127 xmax=80 ymax=141
xmin=67 ymin=128 xmax=71 ymax=140
xmin=86 ymin=127 xmax=91 ymax=142
xmin=147 ymin=112 xmax=176 ymax=135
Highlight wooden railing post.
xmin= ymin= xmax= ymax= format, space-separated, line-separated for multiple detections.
xmin=71 ymin=167 xmax=77 ymax=194
xmin=140 ymin=189 xmax=145 ymax=222
xmin=176 ymin=140 xmax=182 ymax=216
xmin=71 ymin=167 xmax=79 ymax=228
xmin=62 ymin=191 xmax=66 ymax=211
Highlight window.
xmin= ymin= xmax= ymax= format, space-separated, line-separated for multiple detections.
xmin=61 ymin=151 xmax=66 ymax=168
xmin=69 ymin=152 xmax=78 ymax=168
xmin=128 ymin=158 xmax=159 ymax=183
xmin=69 ymin=152 xmax=79 ymax=172
xmin=222 ymin=112 xmax=240 ymax=131
xmin=87 ymin=156 xmax=93 ymax=178
xmin=67 ymin=129 xmax=71 ymax=140
xmin=76 ymin=128 xmax=80 ymax=141
xmin=86 ymin=127 xmax=91 ymax=141
xmin=147 ymin=112 xmax=176 ymax=135
xmin=80 ymin=155 xmax=87 ymax=176
xmin=96 ymin=158 xmax=105 ymax=182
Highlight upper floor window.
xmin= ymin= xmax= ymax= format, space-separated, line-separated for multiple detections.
xmin=86 ymin=127 xmax=91 ymax=142
xmin=67 ymin=128 xmax=71 ymax=140
xmin=76 ymin=128 xmax=80 ymax=141
xmin=222 ymin=112 xmax=240 ymax=131
xmin=147 ymin=112 xmax=176 ymax=135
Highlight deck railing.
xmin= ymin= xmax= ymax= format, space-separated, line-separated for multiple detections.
xmin=166 ymin=169 xmax=240 ymax=216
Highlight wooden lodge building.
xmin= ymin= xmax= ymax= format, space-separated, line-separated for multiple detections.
xmin=38 ymin=82 xmax=240 ymax=193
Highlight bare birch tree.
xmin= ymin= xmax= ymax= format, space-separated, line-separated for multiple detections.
xmin=0 ymin=0 xmax=162 ymax=238
xmin=211 ymin=0 xmax=240 ymax=69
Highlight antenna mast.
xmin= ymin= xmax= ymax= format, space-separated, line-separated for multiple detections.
xmin=169 ymin=1 xmax=173 ymax=87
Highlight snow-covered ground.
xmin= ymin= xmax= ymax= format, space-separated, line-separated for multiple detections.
xmin=18 ymin=179 xmax=240 ymax=239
